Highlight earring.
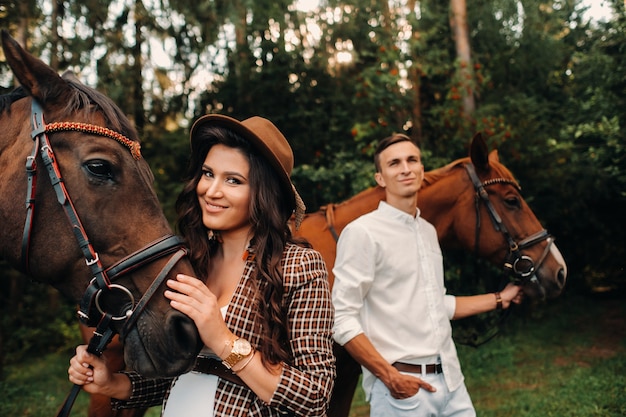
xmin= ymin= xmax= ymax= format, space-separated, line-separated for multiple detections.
xmin=208 ymin=230 xmax=223 ymax=243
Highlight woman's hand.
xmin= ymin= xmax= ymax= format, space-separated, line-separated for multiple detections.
xmin=165 ymin=274 xmax=233 ymax=354
xmin=68 ymin=345 xmax=131 ymax=399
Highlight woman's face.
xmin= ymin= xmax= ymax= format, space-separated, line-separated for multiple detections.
xmin=196 ymin=144 xmax=252 ymax=236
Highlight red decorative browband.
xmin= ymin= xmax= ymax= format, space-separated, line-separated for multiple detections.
xmin=43 ymin=122 xmax=142 ymax=160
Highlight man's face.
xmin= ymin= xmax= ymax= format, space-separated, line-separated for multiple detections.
xmin=374 ymin=140 xmax=424 ymax=199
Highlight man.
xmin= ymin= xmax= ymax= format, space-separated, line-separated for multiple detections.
xmin=332 ymin=133 xmax=523 ymax=416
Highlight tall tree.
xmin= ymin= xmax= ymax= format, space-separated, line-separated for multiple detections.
xmin=449 ymin=0 xmax=475 ymax=115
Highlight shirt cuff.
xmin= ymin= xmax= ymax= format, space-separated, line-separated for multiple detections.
xmin=444 ymin=294 xmax=456 ymax=319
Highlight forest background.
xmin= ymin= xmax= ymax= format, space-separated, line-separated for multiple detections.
xmin=0 ymin=0 xmax=624 ymax=402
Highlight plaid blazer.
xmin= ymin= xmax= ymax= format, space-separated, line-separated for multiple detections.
xmin=112 ymin=242 xmax=336 ymax=416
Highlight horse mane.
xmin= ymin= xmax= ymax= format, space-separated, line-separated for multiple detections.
xmin=422 ymin=153 xmax=520 ymax=190
xmin=0 ymin=72 xmax=140 ymax=143
xmin=422 ymin=157 xmax=469 ymax=188
xmin=0 ymin=87 xmax=27 ymax=112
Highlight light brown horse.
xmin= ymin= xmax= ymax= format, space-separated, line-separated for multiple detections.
xmin=293 ymin=133 xmax=567 ymax=417
xmin=0 ymin=31 xmax=202 ymax=416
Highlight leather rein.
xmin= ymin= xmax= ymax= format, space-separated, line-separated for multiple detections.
xmin=22 ymin=99 xmax=188 ymax=417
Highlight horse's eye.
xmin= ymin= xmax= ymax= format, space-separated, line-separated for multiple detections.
xmin=504 ymin=196 xmax=521 ymax=209
xmin=84 ymin=160 xmax=114 ymax=181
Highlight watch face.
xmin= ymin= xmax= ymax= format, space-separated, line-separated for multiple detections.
xmin=233 ymin=338 xmax=252 ymax=356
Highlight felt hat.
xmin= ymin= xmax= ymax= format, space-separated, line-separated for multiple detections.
xmin=190 ymin=114 xmax=305 ymax=228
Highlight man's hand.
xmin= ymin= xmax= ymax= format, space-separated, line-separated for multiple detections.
xmin=384 ymin=368 xmax=436 ymax=399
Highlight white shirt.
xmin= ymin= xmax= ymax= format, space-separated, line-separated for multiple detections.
xmin=332 ymin=201 xmax=464 ymax=397
xmin=162 ymin=305 xmax=229 ymax=417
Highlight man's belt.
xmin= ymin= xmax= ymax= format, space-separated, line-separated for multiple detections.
xmin=392 ymin=362 xmax=443 ymax=375
xmin=193 ymin=356 xmax=245 ymax=386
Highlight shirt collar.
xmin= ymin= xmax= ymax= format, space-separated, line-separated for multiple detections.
xmin=378 ymin=200 xmax=421 ymax=225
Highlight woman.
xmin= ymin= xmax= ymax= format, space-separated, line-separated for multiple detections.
xmin=68 ymin=115 xmax=336 ymax=416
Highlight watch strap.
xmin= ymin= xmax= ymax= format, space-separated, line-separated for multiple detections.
xmin=222 ymin=338 xmax=251 ymax=369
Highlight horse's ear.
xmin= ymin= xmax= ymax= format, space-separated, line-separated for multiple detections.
xmin=469 ymin=132 xmax=490 ymax=173
xmin=1 ymin=30 xmax=70 ymax=104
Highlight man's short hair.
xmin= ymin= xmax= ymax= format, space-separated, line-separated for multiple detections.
xmin=374 ymin=133 xmax=417 ymax=172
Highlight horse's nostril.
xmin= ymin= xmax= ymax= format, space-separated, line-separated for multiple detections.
xmin=167 ymin=311 xmax=202 ymax=355
xmin=557 ymin=269 xmax=567 ymax=289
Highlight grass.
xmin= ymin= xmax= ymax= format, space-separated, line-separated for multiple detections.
xmin=344 ymin=291 xmax=626 ymax=417
xmin=0 ymin=351 xmax=160 ymax=417
xmin=457 ymin=292 xmax=626 ymax=416
xmin=2 ymin=292 xmax=625 ymax=417
xmin=0 ymin=351 xmax=91 ymax=416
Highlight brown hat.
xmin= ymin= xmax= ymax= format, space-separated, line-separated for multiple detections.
xmin=190 ymin=114 xmax=306 ymax=228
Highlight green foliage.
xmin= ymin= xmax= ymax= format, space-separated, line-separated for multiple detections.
xmin=0 ymin=263 xmax=82 ymax=367
xmin=142 ymin=128 xmax=192 ymax=225
xmin=546 ymin=116 xmax=626 ymax=292
xmin=2 ymin=0 xmax=625 ymax=379
xmin=293 ymin=150 xmax=375 ymax=209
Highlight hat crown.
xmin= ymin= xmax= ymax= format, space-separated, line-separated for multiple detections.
xmin=241 ymin=116 xmax=294 ymax=177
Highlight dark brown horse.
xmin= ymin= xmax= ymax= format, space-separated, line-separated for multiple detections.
xmin=0 ymin=29 xmax=202 ymax=414
xmin=294 ymin=133 xmax=567 ymax=417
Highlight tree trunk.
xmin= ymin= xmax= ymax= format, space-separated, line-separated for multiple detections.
xmin=449 ymin=0 xmax=475 ymax=116
xmin=233 ymin=0 xmax=251 ymax=108
xmin=407 ymin=0 xmax=423 ymax=143
xmin=133 ymin=0 xmax=146 ymax=134
xmin=49 ymin=0 xmax=60 ymax=71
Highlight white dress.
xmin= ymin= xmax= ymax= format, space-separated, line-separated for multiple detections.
xmin=161 ymin=306 xmax=228 ymax=417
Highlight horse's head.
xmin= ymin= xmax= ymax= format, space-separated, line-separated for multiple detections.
xmin=421 ymin=133 xmax=567 ymax=299
xmin=0 ymin=30 xmax=201 ymax=376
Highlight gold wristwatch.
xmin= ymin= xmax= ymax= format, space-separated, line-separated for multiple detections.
xmin=222 ymin=338 xmax=252 ymax=369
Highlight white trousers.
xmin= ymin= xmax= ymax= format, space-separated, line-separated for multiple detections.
xmin=369 ymin=373 xmax=476 ymax=417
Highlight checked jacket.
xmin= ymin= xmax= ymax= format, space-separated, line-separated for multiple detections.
xmin=112 ymin=242 xmax=336 ymax=417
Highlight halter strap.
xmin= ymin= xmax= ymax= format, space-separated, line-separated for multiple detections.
xmin=21 ymin=134 xmax=40 ymax=272
xmin=21 ymin=100 xmax=142 ymax=273
xmin=26 ymin=99 xmax=107 ymax=279
xmin=464 ymin=163 xmax=551 ymax=283
xmin=323 ymin=204 xmax=340 ymax=241
xmin=77 ymin=235 xmax=187 ymax=329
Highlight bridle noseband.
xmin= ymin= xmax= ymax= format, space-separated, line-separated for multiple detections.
xmin=22 ymin=98 xmax=188 ymax=340
xmin=464 ymin=163 xmax=553 ymax=288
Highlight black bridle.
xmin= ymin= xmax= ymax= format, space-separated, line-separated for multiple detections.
xmin=453 ymin=163 xmax=555 ymax=347
xmin=464 ymin=163 xmax=553 ymax=290
xmin=22 ymin=99 xmax=188 ymax=417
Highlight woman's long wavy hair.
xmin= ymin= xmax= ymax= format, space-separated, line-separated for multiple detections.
xmin=176 ymin=124 xmax=306 ymax=366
